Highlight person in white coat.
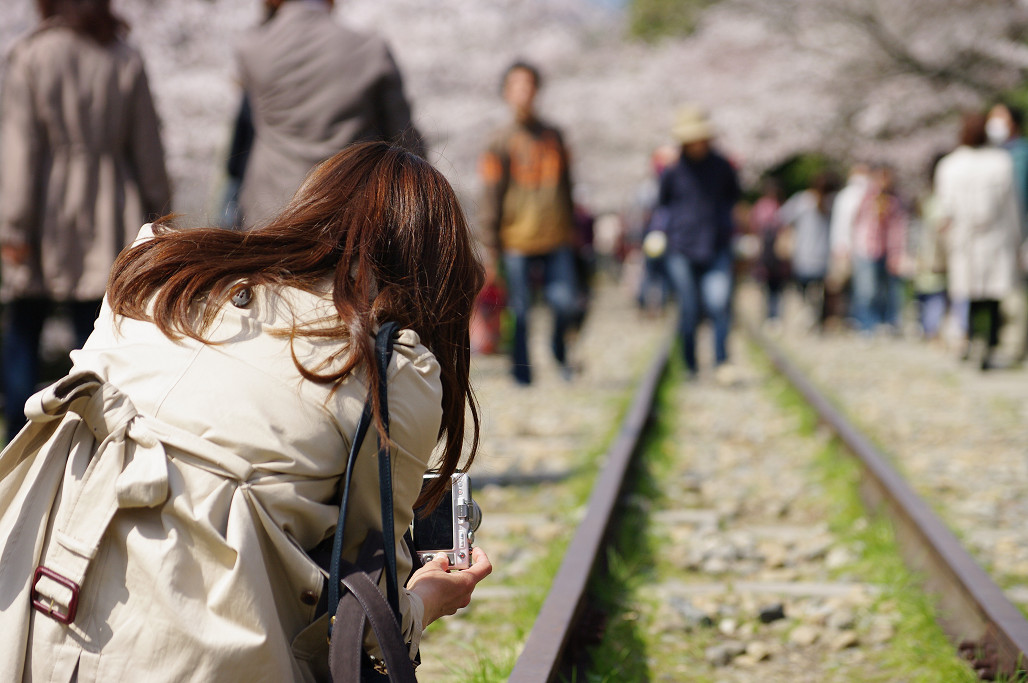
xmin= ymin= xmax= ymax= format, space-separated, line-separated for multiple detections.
xmin=826 ymin=163 xmax=870 ymax=323
xmin=0 ymin=142 xmax=492 ymax=681
xmin=935 ymin=112 xmax=1023 ymax=369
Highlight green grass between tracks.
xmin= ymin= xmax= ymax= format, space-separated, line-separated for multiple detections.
xmin=778 ymin=375 xmax=1028 ymax=682
xmin=578 ymin=344 xmax=983 ymax=682
xmin=773 ymin=375 xmax=980 ymax=683
xmin=445 ymin=349 xmax=657 ymax=683
xmin=578 ymin=353 xmax=720 ymax=682
xmin=763 ymin=333 xmax=1028 ymax=621
xmin=764 ymin=334 xmax=1028 ymax=675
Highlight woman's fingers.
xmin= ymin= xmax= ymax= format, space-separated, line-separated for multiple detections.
xmin=465 ymin=548 xmax=492 ymax=582
xmin=407 ymin=547 xmax=493 ymax=627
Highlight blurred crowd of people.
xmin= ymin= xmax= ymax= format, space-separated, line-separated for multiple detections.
xmin=624 ymin=105 xmax=1028 ymax=375
xmin=3 ymin=0 xmax=1027 ymax=434
xmin=0 ymin=0 xmax=599 ymax=403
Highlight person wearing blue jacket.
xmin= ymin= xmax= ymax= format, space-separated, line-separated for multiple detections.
xmin=656 ymin=105 xmax=741 ymax=377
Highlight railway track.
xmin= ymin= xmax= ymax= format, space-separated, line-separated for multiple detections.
xmin=507 ymin=322 xmax=1028 ymax=682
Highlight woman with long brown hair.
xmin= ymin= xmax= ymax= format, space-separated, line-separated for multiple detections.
xmin=0 ymin=142 xmax=491 ymax=681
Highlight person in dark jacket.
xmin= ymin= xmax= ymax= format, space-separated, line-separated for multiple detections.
xmin=236 ymin=0 xmax=425 ymax=227
xmin=656 ymin=105 xmax=741 ymax=376
xmin=218 ymin=94 xmax=255 ymax=229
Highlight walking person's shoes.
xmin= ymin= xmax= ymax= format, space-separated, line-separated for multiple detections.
xmin=559 ymin=360 xmax=583 ymax=382
xmin=714 ymin=363 xmax=745 ymax=387
xmin=980 ymin=353 xmax=1019 ymax=371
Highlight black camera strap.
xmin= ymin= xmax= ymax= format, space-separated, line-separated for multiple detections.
xmin=327 ymin=321 xmax=402 ymax=633
xmin=374 ymin=321 xmax=401 ymax=618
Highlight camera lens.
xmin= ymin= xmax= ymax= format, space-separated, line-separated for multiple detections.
xmin=469 ymin=500 xmax=482 ymax=532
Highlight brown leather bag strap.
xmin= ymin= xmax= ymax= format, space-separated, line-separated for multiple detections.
xmin=329 ymin=531 xmax=417 ymax=683
xmin=330 ymin=537 xmax=380 ymax=680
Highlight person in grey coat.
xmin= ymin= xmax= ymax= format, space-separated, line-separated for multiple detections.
xmin=236 ymin=0 xmax=425 ymax=228
xmin=0 ymin=0 xmax=171 ymax=442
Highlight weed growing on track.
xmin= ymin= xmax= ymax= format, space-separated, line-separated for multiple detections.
xmin=577 ymin=355 xmax=720 ymax=682
xmin=578 ymin=357 xmax=674 ymax=682
xmin=771 ymin=372 xmax=980 ymax=683
xmin=766 ymin=333 xmax=1028 ymax=614
xmin=581 ymin=339 xmax=983 ymax=682
xmin=433 ymin=348 xmax=657 ymax=683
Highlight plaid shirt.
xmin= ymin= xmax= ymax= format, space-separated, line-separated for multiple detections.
xmin=851 ymin=186 xmax=907 ymax=275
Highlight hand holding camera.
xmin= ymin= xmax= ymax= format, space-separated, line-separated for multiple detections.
xmin=407 ymin=547 xmax=492 ymax=627
xmin=408 ymin=472 xmax=490 ymax=626
xmin=411 ymin=472 xmax=482 ymax=569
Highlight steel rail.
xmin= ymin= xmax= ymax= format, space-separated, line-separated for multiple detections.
xmin=508 ymin=333 xmax=673 ymax=683
xmin=747 ymin=323 xmax=1028 ymax=679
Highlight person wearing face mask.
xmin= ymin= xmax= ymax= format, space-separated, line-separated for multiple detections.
xmin=936 ymin=112 xmax=1023 ymax=369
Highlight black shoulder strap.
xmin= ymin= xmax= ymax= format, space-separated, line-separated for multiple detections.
xmin=375 ymin=321 xmax=402 ymax=617
xmin=327 ymin=322 xmax=402 ymax=636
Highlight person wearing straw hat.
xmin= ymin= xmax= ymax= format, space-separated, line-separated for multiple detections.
xmin=656 ymin=105 xmax=741 ymax=378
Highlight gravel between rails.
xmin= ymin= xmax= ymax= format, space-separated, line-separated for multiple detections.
xmin=749 ymin=287 xmax=1028 ymax=611
xmin=418 ymin=279 xmax=1011 ymax=681
xmin=416 ymin=280 xmax=669 ymax=680
xmin=594 ymin=334 xmax=918 ymax=682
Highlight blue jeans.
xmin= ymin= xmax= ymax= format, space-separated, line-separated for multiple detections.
xmin=950 ymin=298 xmax=969 ymax=335
xmin=665 ymin=250 xmax=733 ymax=372
xmin=503 ymin=247 xmax=579 ymax=384
xmin=765 ymin=281 xmax=783 ymax=321
xmin=851 ymin=257 xmax=903 ymax=332
xmin=917 ymin=291 xmax=947 ymax=338
xmin=2 ymin=298 xmax=100 ymax=442
xmin=637 ymin=254 xmax=669 ymax=310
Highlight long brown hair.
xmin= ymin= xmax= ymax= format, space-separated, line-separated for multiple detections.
xmin=959 ymin=111 xmax=988 ymax=148
xmin=107 ymin=142 xmax=484 ymax=509
xmin=37 ymin=0 xmax=127 ymax=44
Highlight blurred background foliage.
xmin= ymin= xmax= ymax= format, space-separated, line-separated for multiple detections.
xmin=628 ymin=0 xmax=720 ymax=41
xmin=765 ymin=153 xmax=841 ymax=199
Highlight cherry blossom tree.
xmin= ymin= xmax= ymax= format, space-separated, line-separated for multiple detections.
xmin=3 ymin=0 xmax=1027 ymax=215
xmin=661 ymin=0 xmax=1028 ymax=186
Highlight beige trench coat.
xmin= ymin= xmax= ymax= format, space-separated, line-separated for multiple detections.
xmin=0 ymin=25 xmax=171 ymax=302
xmin=0 ymin=241 xmax=439 ymax=681
xmin=236 ymin=1 xmax=424 ymax=227
xmin=935 ymin=146 xmax=1023 ymax=301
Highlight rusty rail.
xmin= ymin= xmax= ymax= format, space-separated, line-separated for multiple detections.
xmin=508 ymin=334 xmax=673 ymax=683
xmin=747 ymin=323 xmax=1028 ymax=680
xmin=509 ymin=320 xmax=1027 ymax=681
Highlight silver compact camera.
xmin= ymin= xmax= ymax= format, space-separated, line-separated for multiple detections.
xmin=410 ymin=472 xmax=481 ymax=570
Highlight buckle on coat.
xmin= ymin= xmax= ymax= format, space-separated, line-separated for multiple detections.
xmin=31 ymin=565 xmax=80 ymax=625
